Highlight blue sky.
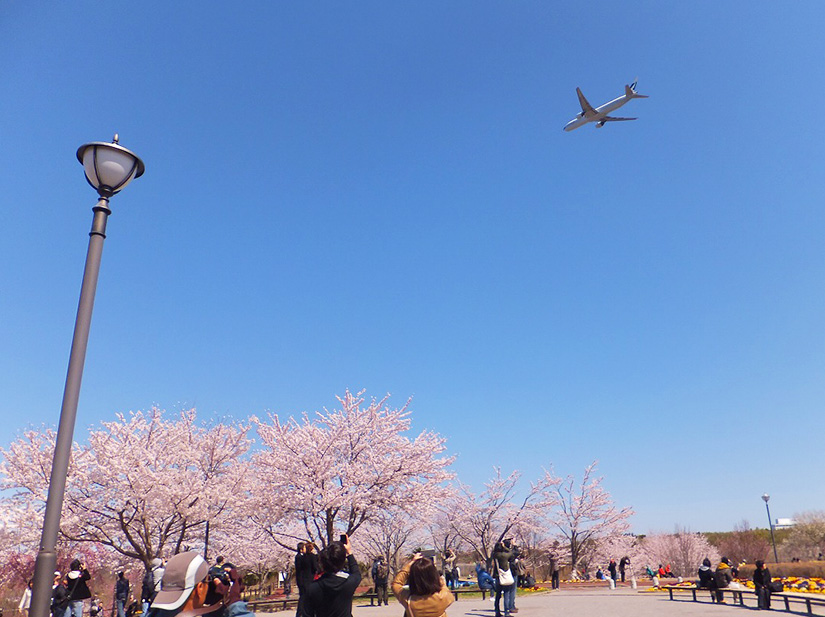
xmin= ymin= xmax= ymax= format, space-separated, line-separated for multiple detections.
xmin=2 ymin=2 xmax=824 ymax=534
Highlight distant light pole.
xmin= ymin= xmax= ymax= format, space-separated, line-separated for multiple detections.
xmin=29 ymin=136 xmax=144 ymax=617
xmin=762 ymin=493 xmax=779 ymax=563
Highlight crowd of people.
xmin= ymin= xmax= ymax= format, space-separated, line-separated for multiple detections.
xmin=26 ymin=537 xmax=791 ymax=617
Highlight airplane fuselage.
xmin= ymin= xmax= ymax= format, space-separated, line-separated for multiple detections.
xmin=563 ymin=94 xmax=632 ymax=132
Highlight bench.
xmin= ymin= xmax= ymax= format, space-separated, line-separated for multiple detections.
xmin=662 ymin=585 xmax=825 ymax=615
xmin=246 ymin=597 xmax=299 ymax=613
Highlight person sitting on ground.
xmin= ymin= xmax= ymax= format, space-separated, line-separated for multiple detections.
xmin=304 ymin=538 xmax=361 ymax=617
xmin=713 ymin=557 xmax=733 ymax=604
xmin=393 ymin=553 xmax=453 ymax=617
xmin=595 ymin=567 xmax=604 ymax=580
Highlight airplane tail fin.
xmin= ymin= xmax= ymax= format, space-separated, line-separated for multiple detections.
xmin=626 ymin=80 xmax=648 ymax=99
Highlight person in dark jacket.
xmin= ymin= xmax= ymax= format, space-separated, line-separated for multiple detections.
xmin=713 ymin=558 xmax=733 ymax=603
xmin=295 ymin=543 xmax=320 ymax=617
xmin=53 ymin=573 xmax=70 ymax=617
xmin=697 ymin=558 xmax=715 ymax=591
xmin=67 ymin=560 xmax=92 ymax=617
xmin=752 ymin=560 xmax=772 ymax=609
xmin=607 ymin=559 xmax=618 ymax=583
xmin=303 ymin=539 xmax=361 ymax=617
xmin=619 ymin=557 xmax=629 ymax=583
xmin=115 ymin=572 xmax=130 ymax=617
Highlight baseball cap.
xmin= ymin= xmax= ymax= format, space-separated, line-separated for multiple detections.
xmin=151 ymin=551 xmax=209 ymax=611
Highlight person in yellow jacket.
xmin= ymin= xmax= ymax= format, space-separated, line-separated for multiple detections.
xmin=392 ymin=554 xmax=454 ymax=617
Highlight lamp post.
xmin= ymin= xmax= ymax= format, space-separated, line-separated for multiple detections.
xmin=762 ymin=493 xmax=779 ymax=563
xmin=29 ymin=135 xmax=144 ymax=617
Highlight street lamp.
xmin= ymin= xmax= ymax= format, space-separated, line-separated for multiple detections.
xmin=29 ymin=135 xmax=144 ymax=617
xmin=762 ymin=493 xmax=780 ymax=563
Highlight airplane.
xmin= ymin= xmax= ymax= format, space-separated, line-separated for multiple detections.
xmin=563 ymin=80 xmax=648 ymax=131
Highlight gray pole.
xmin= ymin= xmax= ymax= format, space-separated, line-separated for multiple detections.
xmin=28 ymin=198 xmax=111 ymax=617
xmin=765 ymin=500 xmax=779 ymax=563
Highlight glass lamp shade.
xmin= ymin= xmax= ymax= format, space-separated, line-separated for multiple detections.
xmin=77 ymin=139 xmax=145 ymax=197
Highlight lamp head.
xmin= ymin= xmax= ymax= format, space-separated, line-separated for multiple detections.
xmin=762 ymin=493 xmax=770 ymax=503
xmin=77 ymin=134 xmax=145 ymax=198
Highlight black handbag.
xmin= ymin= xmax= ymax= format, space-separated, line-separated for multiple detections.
xmin=768 ymin=581 xmax=784 ymax=593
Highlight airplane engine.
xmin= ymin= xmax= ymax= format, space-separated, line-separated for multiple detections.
xmin=596 ymin=121 xmax=605 ymax=128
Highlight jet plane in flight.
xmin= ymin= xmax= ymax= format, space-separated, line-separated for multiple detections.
xmin=563 ymin=80 xmax=648 ymax=131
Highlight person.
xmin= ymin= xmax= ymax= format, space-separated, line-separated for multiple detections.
xmin=491 ymin=541 xmax=515 ymax=617
xmin=607 ymin=559 xmax=617 ymax=583
xmin=644 ymin=565 xmax=655 ymax=578
xmin=142 ymin=559 xmax=165 ymax=616
xmin=619 ymin=556 xmax=629 ymax=583
xmin=205 ymin=557 xmax=233 ymax=617
xmin=89 ymin=598 xmax=102 ymax=617
xmin=714 ymin=557 xmax=733 ymax=604
xmin=66 ymin=560 xmax=92 ymax=617
xmin=392 ymin=554 xmax=453 ymax=617
xmin=295 ymin=542 xmax=320 ymax=617
xmin=303 ymin=538 xmax=361 ymax=617
xmin=548 ymin=552 xmax=560 ymax=590
xmin=371 ymin=556 xmax=390 ymax=606
xmin=752 ymin=560 xmax=772 ymax=610
xmin=53 ymin=574 xmax=70 ymax=617
xmin=115 ymin=572 xmax=130 ymax=617
xmin=208 ymin=557 xmax=225 ymax=581
xmin=595 ymin=567 xmax=604 ymax=580
xmin=697 ymin=558 xmax=715 ymax=590
xmin=19 ymin=580 xmax=33 ymax=617
xmin=475 ymin=563 xmax=496 ymax=595
xmin=148 ymin=551 xmax=249 ymax=617
xmin=442 ymin=549 xmax=456 ymax=591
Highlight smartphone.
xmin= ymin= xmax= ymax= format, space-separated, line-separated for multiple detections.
xmin=340 ymin=534 xmax=348 ymax=544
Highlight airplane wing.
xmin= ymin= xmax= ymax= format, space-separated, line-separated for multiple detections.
xmin=601 ymin=116 xmax=637 ymax=122
xmin=576 ymin=88 xmax=598 ymax=117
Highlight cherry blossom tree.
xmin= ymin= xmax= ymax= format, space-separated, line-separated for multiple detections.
xmin=0 ymin=408 xmax=251 ymax=566
xmin=452 ymin=468 xmax=555 ymax=566
xmin=640 ymin=528 xmax=719 ymax=577
xmin=251 ymin=390 xmax=454 ymax=548
xmin=358 ymin=507 xmax=429 ymax=574
xmin=541 ymin=461 xmax=633 ymax=571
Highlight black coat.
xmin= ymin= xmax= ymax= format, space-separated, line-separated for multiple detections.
xmin=296 ymin=552 xmax=320 ymax=592
xmin=67 ymin=569 xmax=92 ymax=601
xmin=697 ymin=566 xmax=714 ymax=588
xmin=753 ymin=567 xmax=772 ymax=589
xmin=304 ymin=554 xmax=361 ymax=617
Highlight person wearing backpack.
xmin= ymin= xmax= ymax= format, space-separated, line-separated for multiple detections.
xmin=371 ymin=557 xmax=390 ymax=606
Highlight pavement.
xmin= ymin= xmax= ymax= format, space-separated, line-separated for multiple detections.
xmin=257 ymin=587 xmax=825 ymax=617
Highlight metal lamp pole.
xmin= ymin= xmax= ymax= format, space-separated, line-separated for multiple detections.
xmin=29 ymin=136 xmax=144 ymax=617
xmin=762 ymin=493 xmax=779 ymax=563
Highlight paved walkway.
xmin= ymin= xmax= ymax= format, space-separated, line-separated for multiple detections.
xmin=259 ymin=587 xmax=825 ymax=617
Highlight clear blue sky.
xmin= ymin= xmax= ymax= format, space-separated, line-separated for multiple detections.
xmin=2 ymin=2 xmax=823 ymax=534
